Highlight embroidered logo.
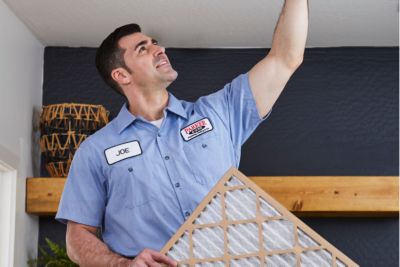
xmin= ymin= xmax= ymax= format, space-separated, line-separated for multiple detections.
xmin=104 ymin=140 xmax=142 ymax=165
xmin=181 ymin=118 xmax=213 ymax=141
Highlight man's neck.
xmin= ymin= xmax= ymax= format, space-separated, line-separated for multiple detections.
xmin=126 ymin=89 xmax=169 ymax=121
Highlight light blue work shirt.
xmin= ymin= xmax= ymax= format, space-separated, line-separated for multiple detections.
xmin=56 ymin=73 xmax=268 ymax=257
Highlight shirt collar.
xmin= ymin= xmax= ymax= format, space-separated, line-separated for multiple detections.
xmin=116 ymin=102 xmax=137 ymax=134
xmin=165 ymin=93 xmax=188 ymax=120
xmin=116 ymin=93 xmax=187 ymax=134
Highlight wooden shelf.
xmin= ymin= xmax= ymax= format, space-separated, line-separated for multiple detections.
xmin=26 ymin=176 xmax=399 ymax=217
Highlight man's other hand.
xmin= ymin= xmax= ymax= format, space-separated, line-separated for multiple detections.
xmin=130 ymin=248 xmax=177 ymax=267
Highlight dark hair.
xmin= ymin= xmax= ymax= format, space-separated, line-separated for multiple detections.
xmin=95 ymin=23 xmax=142 ymax=95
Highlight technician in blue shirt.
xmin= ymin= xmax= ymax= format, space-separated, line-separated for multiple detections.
xmin=56 ymin=1 xmax=309 ymax=266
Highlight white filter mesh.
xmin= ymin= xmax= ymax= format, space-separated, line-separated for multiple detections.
xmin=260 ymin=197 xmax=281 ymax=217
xmin=300 ymin=249 xmax=332 ymax=267
xmin=266 ymin=253 xmax=297 ymax=266
xmin=230 ymin=257 xmax=261 ymax=266
xmin=225 ymin=176 xmax=244 ymax=186
xmin=193 ymin=227 xmax=224 ymax=259
xmin=298 ymin=228 xmax=319 ymax=248
xmin=225 ymin=189 xmax=257 ymax=220
xmin=194 ymin=261 xmax=225 ymax=267
xmin=166 ymin=232 xmax=190 ymax=261
xmin=336 ymin=258 xmax=348 ymax=267
xmin=227 ymin=223 xmax=259 ymax=255
xmin=194 ymin=193 xmax=222 ymax=225
xmin=263 ymin=219 xmax=295 ymax=251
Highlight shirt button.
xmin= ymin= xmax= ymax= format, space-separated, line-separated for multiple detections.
xmin=185 ymin=211 xmax=190 ymax=217
xmin=175 ymin=182 xmax=180 ymax=188
xmin=164 ymin=156 xmax=170 ymax=160
xmin=157 ymin=133 xmax=161 ymax=137
xmin=202 ymin=144 xmax=207 ymax=148
xmin=128 ymin=167 xmax=133 ymax=172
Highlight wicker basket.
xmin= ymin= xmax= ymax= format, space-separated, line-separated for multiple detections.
xmin=40 ymin=132 xmax=87 ymax=162
xmin=46 ymin=160 xmax=73 ymax=178
xmin=40 ymin=103 xmax=109 ymax=177
xmin=40 ymin=103 xmax=109 ymax=134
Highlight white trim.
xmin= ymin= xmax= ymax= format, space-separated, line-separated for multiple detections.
xmin=0 ymin=160 xmax=16 ymax=267
xmin=0 ymin=160 xmax=14 ymax=172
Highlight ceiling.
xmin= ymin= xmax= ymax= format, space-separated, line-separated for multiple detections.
xmin=3 ymin=0 xmax=399 ymax=48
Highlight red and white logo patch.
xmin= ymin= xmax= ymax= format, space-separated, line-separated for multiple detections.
xmin=181 ymin=118 xmax=213 ymax=141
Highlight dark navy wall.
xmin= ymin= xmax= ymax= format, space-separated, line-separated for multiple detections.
xmin=40 ymin=47 xmax=399 ymax=266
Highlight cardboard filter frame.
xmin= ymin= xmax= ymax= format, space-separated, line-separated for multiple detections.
xmin=161 ymin=167 xmax=358 ymax=267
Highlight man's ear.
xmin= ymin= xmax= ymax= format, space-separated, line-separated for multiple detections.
xmin=111 ymin=67 xmax=131 ymax=86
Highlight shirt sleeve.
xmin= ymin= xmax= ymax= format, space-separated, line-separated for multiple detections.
xmin=55 ymin=139 xmax=106 ymax=227
xmin=196 ymin=72 xmax=271 ymax=149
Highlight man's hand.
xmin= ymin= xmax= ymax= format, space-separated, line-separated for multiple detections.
xmin=130 ymin=249 xmax=177 ymax=267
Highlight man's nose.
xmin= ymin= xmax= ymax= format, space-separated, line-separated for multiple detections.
xmin=153 ymin=45 xmax=165 ymax=56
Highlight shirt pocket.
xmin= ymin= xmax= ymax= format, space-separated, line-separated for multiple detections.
xmin=108 ymin=157 xmax=155 ymax=209
xmin=183 ymin=131 xmax=232 ymax=186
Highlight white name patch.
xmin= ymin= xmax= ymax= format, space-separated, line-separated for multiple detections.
xmin=104 ymin=141 xmax=142 ymax=165
xmin=181 ymin=118 xmax=213 ymax=141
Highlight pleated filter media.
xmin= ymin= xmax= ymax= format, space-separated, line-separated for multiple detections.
xmin=161 ymin=167 xmax=358 ymax=267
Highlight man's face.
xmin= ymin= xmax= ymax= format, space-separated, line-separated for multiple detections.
xmin=117 ymin=32 xmax=178 ymax=90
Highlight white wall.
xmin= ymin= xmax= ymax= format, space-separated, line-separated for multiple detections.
xmin=0 ymin=0 xmax=44 ymax=266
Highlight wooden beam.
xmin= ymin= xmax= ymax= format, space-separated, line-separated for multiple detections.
xmin=252 ymin=176 xmax=399 ymax=217
xmin=26 ymin=177 xmax=66 ymax=216
xmin=26 ymin=176 xmax=399 ymax=216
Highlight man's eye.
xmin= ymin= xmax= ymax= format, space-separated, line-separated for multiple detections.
xmin=152 ymin=40 xmax=158 ymax=45
xmin=139 ymin=46 xmax=145 ymax=53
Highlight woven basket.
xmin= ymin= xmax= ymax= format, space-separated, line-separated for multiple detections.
xmin=40 ymin=132 xmax=87 ymax=162
xmin=40 ymin=103 xmax=109 ymax=177
xmin=40 ymin=103 xmax=109 ymax=135
xmin=46 ymin=160 xmax=73 ymax=178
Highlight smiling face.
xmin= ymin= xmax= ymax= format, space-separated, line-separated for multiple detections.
xmin=115 ymin=32 xmax=178 ymax=92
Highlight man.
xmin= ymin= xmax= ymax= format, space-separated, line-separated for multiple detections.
xmin=56 ymin=1 xmax=308 ymax=266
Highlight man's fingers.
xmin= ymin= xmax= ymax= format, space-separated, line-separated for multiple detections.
xmin=134 ymin=249 xmax=177 ymax=267
xmin=130 ymin=258 xmax=147 ymax=267
xmin=144 ymin=259 xmax=161 ymax=267
xmin=148 ymin=250 xmax=177 ymax=267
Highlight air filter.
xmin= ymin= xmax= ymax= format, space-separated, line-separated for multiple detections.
xmin=161 ymin=167 xmax=358 ymax=267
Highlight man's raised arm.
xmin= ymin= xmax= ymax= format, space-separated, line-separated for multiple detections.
xmin=249 ymin=0 xmax=309 ymax=117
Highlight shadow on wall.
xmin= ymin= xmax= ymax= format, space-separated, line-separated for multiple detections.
xmin=31 ymin=106 xmax=41 ymax=177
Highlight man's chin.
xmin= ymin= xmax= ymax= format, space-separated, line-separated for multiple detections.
xmin=160 ymin=71 xmax=177 ymax=89
xmin=167 ymin=70 xmax=178 ymax=82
